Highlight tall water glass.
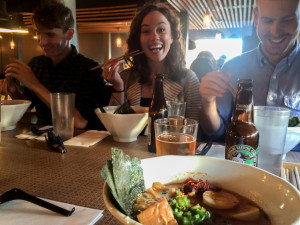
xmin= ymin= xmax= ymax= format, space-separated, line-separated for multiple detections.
xmin=254 ymin=106 xmax=290 ymax=176
xmin=50 ymin=93 xmax=75 ymax=141
xmin=154 ymin=118 xmax=198 ymax=156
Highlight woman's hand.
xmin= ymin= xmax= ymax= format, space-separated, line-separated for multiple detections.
xmin=103 ymin=59 xmax=124 ymax=91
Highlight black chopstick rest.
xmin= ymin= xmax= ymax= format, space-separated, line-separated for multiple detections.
xmin=0 ymin=188 xmax=75 ymax=217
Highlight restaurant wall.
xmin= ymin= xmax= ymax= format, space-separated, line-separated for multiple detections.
xmin=6 ymin=32 xmax=128 ymax=66
xmin=7 ymin=31 xmax=300 ymax=70
xmin=78 ymin=33 xmax=106 ymax=64
xmin=22 ymin=34 xmax=43 ymax=63
xmin=77 ymin=33 xmax=128 ymax=65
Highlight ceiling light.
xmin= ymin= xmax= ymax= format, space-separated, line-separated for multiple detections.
xmin=11 ymin=13 xmax=28 ymax=33
xmin=116 ymin=37 xmax=122 ymax=47
xmin=116 ymin=28 xmax=122 ymax=48
xmin=203 ymin=11 xmax=211 ymax=28
xmin=10 ymin=40 xmax=15 ymax=49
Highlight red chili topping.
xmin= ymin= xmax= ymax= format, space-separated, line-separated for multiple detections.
xmin=180 ymin=177 xmax=220 ymax=197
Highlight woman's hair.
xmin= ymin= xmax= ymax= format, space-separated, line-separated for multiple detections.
xmin=32 ymin=0 xmax=74 ymax=33
xmin=127 ymin=3 xmax=187 ymax=85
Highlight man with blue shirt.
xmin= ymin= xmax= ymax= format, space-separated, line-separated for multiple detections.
xmin=199 ymin=0 xmax=300 ymax=149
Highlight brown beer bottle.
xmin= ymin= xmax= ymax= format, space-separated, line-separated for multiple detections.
xmin=148 ymin=74 xmax=168 ymax=153
xmin=225 ymin=79 xmax=259 ymax=166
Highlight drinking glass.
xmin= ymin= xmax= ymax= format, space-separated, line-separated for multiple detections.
xmin=166 ymin=101 xmax=186 ymax=125
xmin=254 ymin=106 xmax=290 ymax=176
xmin=50 ymin=93 xmax=75 ymax=141
xmin=154 ymin=118 xmax=198 ymax=156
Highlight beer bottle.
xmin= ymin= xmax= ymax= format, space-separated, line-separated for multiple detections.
xmin=225 ymin=79 xmax=259 ymax=166
xmin=148 ymin=74 xmax=168 ymax=153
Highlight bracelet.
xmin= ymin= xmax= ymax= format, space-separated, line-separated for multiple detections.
xmin=113 ymin=89 xmax=125 ymax=93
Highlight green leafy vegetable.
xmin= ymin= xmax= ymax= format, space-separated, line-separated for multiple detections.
xmin=101 ymin=148 xmax=145 ymax=216
xmin=289 ymin=116 xmax=300 ymax=127
xmin=114 ymin=101 xmax=136 ymax=114
xmin=171 ymin=190 xmax=211 ymax=225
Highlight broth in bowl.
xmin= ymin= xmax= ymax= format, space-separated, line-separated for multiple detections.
xmin=133 ymin=179 xmax=271 ymax=225
xmin=102 ymin=151 xmax=300 ymax=225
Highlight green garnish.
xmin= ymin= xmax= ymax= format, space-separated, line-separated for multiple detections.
xmin=288 ymin=116 xmax=300 ymax=127
xmin=114 ymin=101 xmax=135 ymax=114
xmin=171 ymin=190 xmax=210 ymax=225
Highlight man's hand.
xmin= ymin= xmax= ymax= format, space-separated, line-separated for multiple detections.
xmin=5 ymin=59 xmax=41 ymax=91
xmin=0 ymin=78 xmax=16 ymax=96
xmin=198 ymin=71 xmax=232 ymax=134
xmin=199 ymin=71 xmax=231 ymax=104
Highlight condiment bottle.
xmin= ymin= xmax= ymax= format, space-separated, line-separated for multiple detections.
xmin=225 ymin=79 xmax=259 ymax=166
xmin=148 ymin=74 xmax=168 ymax=153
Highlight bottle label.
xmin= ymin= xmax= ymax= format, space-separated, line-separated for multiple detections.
xmin=226 ymin=145 xmax=258 ymax=166
xmin=236 ymin=104 xmax=251 ymax=111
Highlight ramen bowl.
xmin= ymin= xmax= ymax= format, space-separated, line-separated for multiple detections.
xmin=1 ymin=100 xmax=32 ymax=131
xmin=103 ymin=156 xmax=300 ymax=225
xmin=95 ymin=106 xmax=148 ymax=142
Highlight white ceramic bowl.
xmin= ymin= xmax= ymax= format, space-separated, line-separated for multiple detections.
xmin=1 ymin=100 xmax=31 ymax=131
xmin=95 ymin=106 xmax=148 ymax=142
xmin=284 ymin=127 xmax=300 ymax=153
xmin=103 ymin=156 xmax=300 ymax=225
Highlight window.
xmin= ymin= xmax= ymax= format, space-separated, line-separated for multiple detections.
xmin=186 ymin=38 xmax=243 ymax=68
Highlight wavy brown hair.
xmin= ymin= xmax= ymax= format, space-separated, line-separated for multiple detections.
xmin=127 ymin=3 xmax=187 ymax=85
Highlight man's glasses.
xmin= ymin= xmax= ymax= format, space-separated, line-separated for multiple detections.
xmin=45 ymin=131 xmax=67 ymax=154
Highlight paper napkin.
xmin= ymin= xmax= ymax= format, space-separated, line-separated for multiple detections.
xmin=0 ymin=198 xmax=103 ymax=225
xmin=16 ymin=127 xmax=110 ymax=147
xmin=64 ymin=130 xmax=110 ymax=147
xmin=197 ymin=143 xmax=225 ymax=159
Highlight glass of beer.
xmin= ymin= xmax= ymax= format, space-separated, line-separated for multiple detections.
xmin=154 ymin=118 xmax=198 ymax=156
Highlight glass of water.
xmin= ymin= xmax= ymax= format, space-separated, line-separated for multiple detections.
xmin=50 ymin=93 xmax=75 ymax=141
xmin=254 ymin=106 xmax=290 ymax=176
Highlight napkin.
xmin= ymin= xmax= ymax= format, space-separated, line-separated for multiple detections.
xmin=64 ymin=130 xmax=110 ymax=147
xmin=0 ymin=198 xmax=103 ymax=225
xmin=15 ymin=125 xmax=52 ymax=141
xmin=16 ymin=127 xmax=110 ymax=147
xmin=197 ymin=143 xmax=225 ymax=159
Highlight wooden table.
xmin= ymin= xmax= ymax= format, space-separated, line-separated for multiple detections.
xmin=0 ymin=123 xmax=299 ymax=224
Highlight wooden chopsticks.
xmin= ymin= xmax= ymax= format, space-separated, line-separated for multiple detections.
xmin=228 ymin=82 xmax=237 ymax=97
xmin=215 ymin=69 xmax=237 ymax=98
xmin=281 ymin=165 xmax=300 ymax=191
xmin=90 ymin=50 xmax=144 ymax=71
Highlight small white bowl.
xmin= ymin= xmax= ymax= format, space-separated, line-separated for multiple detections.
xmin=1 ymin=100 xmax=31 ymax=131
xmin=284 ymin=127 xmax=300 ymax=153
xmin=103 ymin=156 xmax=300 ymax=225
xmin=95 ymin=106 xmax=148 ymax=142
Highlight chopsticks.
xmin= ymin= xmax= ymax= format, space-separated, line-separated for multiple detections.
xmin=228 ymin=82 xmax=237 ymax=97
xmin=281 ymin=166 xmax=300 ymax=191
xmin=0 ymin=188 xmax=75 ymax=216
xmin=90 ymin=50 xmax=144 ymax=71
xmin=215 ymin=70 xmax=237 ymax=97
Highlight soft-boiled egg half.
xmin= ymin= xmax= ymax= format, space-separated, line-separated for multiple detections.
xmin=203 ymin=190 xmax=239 ymax=209
xmin=203 ymin=190 xmax=260 ymax=221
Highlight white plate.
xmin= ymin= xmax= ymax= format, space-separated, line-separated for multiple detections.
xmin=103 ymin=156 xmax=300 ymax=225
